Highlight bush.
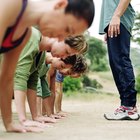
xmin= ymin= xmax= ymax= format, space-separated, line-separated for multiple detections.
xmin=136 ymin=73 xmax=140 ymax=93
xmin=81 ymin=75 xmax=91 ymax=87
xmin=89 ymin=59 xmax=109 ymax=72
xmin=82 ymin=75 xmax=102 ymax=89
xmin=63 ymin=76 xmax=82 ymax=92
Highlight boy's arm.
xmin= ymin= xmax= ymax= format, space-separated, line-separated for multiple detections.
xmin=47 ymin=65 xmax=56 ymax=114
xmin=47 ymin=65 xmax=56 ymax=92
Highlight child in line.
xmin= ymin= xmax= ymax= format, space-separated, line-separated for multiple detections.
xmin=14 ymin=27 xmax=88 ymax=132
xmin=55 ymin=55 xmax=88 ymax=116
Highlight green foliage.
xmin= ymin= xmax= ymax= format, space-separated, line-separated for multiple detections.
xmin=81 ymin=75 xmax=102 ymax=89
xmin=63 ymin=90 xmax=79 ymax=97
xmin=130 ymin=48 xmax=140 ymax=69
xmin=132 ymin=12 xmax=140 ymax=45
xmin=63 ymin=76 xmax=81 ymax=92
xmin=86 ymin=36 xmax=108 ymax=71
xmin=90 ymin=59 xmax=109 ymax=71
xmin=136 ymin=72 xmax=140 ymax=93
xmin=81 ymin=75 xmax=91 ymax=87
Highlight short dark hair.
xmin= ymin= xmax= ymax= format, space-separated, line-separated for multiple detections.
xmin=62 ymin=55 xmax=77 ymax=65
xmin=71 ymin=55 xmax=87 ymax=74
xmin=65 ymin=0 xmax=95 ymax=27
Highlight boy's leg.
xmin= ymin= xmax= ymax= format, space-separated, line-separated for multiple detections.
xmin=37 ymin=96 xmax=42 ymax=117
xmin=27 ymin=89 xmax=38 ymax=121
xmin=43 ymin=96 xmax=53 ymax=117
xmin=36 ymin=78 xmax=43 ymax=116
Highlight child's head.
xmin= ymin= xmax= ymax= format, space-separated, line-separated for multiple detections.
xmin=51 ymin=55 xmax=77 ymax=70
xmin=59 ymin=54 xmax=87 ymax=75
xmin=71 ymin=54 xmax=87 ymax=74
xmin=51 ymin=35 xmax=88 ymax=59
xmin=65 ymin=35 xmax=88 ymax=54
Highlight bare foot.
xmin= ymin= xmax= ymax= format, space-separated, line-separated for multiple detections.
xmin=25 ymin=126 xmax=44 ymax=132
xmin=49 ymin=114 xmax=62 ymax=119
xmin=6 ymin=123 xmax=27 ymax=133
xmin=32 ymin=118 xmax=53 ymax=128
xmin=38 ymin=116 xmax=56 ymax=123
xmin=21 ymin=120 xmax=47 ymax=128
xmin=57 ymin=111 xmax=68 ymax=117
xmin=5 ymin=122 xmax=44 ymax=133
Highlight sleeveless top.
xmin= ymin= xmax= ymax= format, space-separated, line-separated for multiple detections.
xmin=55 ymin=70 xmax=64 ymax=82
xmin=0 ymin=0 xmax=28 ymax=53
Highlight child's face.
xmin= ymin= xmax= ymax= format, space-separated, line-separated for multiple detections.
xmin=51 ymin=58 xmax=72 ymax=70
xmin=51 ymin=41 xmax=78 ymax=59
xmin=59 ymin=68 xmax=72 ymax=75
xmin=59 ymin=68 xmax=81 ymax=78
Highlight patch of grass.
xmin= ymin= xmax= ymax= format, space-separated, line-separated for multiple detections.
xmin=96 ymin=71 xmax=114 ymax=81
xmin=63 ymin=91 xmax=118 ymax=102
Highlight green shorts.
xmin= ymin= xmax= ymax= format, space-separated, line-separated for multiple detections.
xmin=37 ymin=76 xmax=51 ymax=98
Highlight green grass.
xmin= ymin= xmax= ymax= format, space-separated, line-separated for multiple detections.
xmin=96 ymin=71 xmax=114 ymax=81
xmin=63 ymin=91 xmax=118 ymax=102
xmin=64 ymin=91 xmax=140 ymax=105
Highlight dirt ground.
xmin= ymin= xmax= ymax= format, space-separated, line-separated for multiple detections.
xmin=0 ymin=71 xmax=139 ymax=140
xmin=0 ymin=93 xmax=140 ymax=140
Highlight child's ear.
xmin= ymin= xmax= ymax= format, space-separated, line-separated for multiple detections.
xmin=54 ymin=0 xmax=68 ymax=10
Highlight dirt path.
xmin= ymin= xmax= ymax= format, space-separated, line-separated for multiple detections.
xmin=0 ymin=94 xmax=140 ymax=140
